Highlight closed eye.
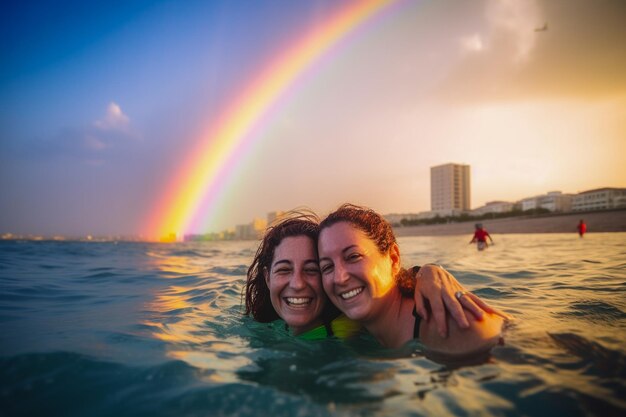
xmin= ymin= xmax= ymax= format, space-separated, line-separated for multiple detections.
xmin=320 ymin=263 xmax=334 ymax=274
xmin=346 ymin=252 xmax=362 ymax=262
xmin=304 ymin=267 xmax=321 ymax=275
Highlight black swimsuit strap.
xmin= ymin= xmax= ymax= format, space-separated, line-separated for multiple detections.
xmin=412 ymin=306 xmax=422 ymax=339
xmin=324 ymin=321 xmax=334 ymax=337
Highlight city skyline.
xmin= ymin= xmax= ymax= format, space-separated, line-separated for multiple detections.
xmin=3 ymin=182 xmax=621 ymax=242
xmin=2 ymin=0 xmax=625 ymax=238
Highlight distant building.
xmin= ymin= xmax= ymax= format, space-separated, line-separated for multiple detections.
xmin=431 ymin=163 xmax=471 ymax=214
xmin=385 ymin=211 xmax=441 ymax=224
xmin=416 ymin=211 xmax=439 ymax=219
xmin=472 ymin=201 xmax=515 ymax=216
xmin=572 ymin=188 xmax=626 ymax=211
xmin=184 ymin=230 xmax=234 ymax=241
xmin=235 ymin=224 xmax=249 ymax=240
xmin=520 ymin=191 xmax=573 ymax=212
xmin=520 ymin=196 xmax=539 ymax=211
xmin=384 ymin=213 xmax=420 ymax=225
xmin=538 ymin=191 xmax=573 ymax=212
xmin=235 ymin=218 xmax=267 ymax=240
xmin=267 ymin=211 xmax=285 ymax=225
xmin=160 ymin=233 xmax=177 ymax=243
xmin=184 ymin=234 xmax=204 ymax=242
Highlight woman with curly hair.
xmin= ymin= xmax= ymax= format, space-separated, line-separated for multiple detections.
xmin=318 ymin=204 xmax=508 ymax=359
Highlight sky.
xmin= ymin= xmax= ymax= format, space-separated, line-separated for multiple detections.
xmin=1 ymin=0 xmax=625 ymax=238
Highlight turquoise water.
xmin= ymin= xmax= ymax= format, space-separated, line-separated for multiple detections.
xmin=1 ymin=233 xmax=625 ymax=416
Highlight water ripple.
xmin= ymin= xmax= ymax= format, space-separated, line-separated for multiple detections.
xmin=549 ymin=332 xmax=626 ymax=378
xmin=556 ymin=300 xmax=626 ymax=324
xmin=2 ymin=234 xmax=626 ymax=417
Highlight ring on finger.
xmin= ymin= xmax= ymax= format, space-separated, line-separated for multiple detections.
xmin=455 ymin=290 xmax=469 ymax=300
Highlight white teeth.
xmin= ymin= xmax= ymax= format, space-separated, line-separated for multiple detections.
xmin=286 ymin=297 xmax=312 ymax=306
xmin=340 ymin=287 xmax=363 ymax=300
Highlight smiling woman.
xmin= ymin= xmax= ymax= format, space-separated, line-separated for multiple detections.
xmin=264 ymin=234 xmax=327 ymax=334
xmin=244 ymin=211 xmax=359 ymax=339
xmin=318 ymin=204 xmax=507 ymax=361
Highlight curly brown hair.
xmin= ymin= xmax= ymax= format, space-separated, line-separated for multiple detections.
xmin=319 ymin=203 xmax=414 ymax=296
xmin=244 ymin=210 xmax=329 ymax=322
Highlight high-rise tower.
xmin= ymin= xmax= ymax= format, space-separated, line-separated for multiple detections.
xmin=431 ymin=163 xmax=471 ymax=214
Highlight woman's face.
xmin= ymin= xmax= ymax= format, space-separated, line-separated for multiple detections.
xmin=318 ymin=222 xmax=399 ymax=322
xmin=264 ymin=235 xmax=326 ymax=334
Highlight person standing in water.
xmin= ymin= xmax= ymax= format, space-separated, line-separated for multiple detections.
xmin=577 ymin=219 xmax=587 ymax=237
xmin=470 ymin=223 xmax=494 ymax=251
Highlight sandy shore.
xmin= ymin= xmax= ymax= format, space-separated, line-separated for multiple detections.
xmin=392 ymin=209 xmax=626 ymax=237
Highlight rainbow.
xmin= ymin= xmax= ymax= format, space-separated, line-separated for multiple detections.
xmin=147 ymin=0 xmax=402 ymax=241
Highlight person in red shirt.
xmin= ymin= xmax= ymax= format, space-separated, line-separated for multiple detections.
xmin=577 ymin=219 xmax=587 ymax=237
xmin=470 ymin=223 xmax=494 ymax=251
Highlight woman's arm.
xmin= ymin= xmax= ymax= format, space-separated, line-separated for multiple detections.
xmin=420 ymin=310 xmax=505 ymax=365
xmin=413 ymin=264 xmax=509 ymax=338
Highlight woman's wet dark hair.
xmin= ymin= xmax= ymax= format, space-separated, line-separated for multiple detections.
xmin=319 ymin=203 xmax=414 ymax=296
xmin=244 ymin=210 xmax=329 ymax=322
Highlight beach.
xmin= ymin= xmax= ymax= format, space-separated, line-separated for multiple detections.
xmin=393 ymin=209 xmax=626 ymax=237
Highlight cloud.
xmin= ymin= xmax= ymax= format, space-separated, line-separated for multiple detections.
xmin=485 ymin=0 xmax=541 ymax=63
xmin=82 ymin=102 xmax=140 ymax=156
xmin=5 ymin=102 xmax=143 ymax=165
xmin=457 ymin=0 xmax=540 ymax=62
xmin=437 ymin=0 xmax=626 ymax=103
xmin=94 ymin=102 xmax=130 ymax=130
xmin=460 ymin=34 xmax=485 ymax=53
xmin=84 ymin=134 xmax=106 ymax=151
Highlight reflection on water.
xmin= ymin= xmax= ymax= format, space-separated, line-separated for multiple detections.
xmin=1 ymin=233 xmax=625 ymax=416
xmin=143 ymin=243 xmax=256 ymax=381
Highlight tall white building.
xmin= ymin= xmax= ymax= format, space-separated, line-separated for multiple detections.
xmin=430 ymin=163 xmax=471 ymax=215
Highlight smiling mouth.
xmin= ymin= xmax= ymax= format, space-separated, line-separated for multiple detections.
xmin=340 ymin=287 xmax=364 ymax=300
xmin=285 ymin=297 xmax=313 ymax=306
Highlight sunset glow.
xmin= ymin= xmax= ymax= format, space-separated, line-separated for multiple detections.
xmin=1 ymin=0 xmax=624 ymax=238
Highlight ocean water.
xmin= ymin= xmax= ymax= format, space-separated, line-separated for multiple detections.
xmin=1 ymin=233 xmax=625 ymax=417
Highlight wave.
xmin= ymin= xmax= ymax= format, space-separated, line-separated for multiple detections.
xmin=557 ymin=299 xmax=626 ymax=324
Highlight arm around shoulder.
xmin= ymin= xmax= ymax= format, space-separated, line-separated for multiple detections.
xmin=419 ymin=311 xmax=505 ymax=363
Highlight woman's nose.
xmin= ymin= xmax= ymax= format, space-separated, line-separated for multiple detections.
xmin=333 ymin=262 xmax=350 ymax=285
xmin=289 ymin=270 xmax=306 ymax=289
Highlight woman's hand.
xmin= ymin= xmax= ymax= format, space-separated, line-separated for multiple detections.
xmin=414 ymin=264 xmax=509 ymax=338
